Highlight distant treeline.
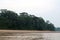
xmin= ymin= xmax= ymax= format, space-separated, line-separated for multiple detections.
xmin=0 ymin=9 xmax=55 ymax=31
xmin=55 ymin=27 xmax=60 ymax=31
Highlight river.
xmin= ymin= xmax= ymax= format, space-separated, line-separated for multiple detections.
xmin=0 ymin=30 xmax=60 ymax=40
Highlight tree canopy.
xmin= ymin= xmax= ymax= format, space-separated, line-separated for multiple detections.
xmin=0 ymin=9 xmax=55 ymax=31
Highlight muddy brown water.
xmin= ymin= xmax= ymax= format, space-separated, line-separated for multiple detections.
xmin=0 ymin=30 xmax=60 ymax=40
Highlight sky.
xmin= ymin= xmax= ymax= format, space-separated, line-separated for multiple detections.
xmin=0 ymin=0 xmax=60 ymax=27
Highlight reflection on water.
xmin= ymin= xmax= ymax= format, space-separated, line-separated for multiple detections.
xmin=0 ymin=32 xmax=60 ymax=40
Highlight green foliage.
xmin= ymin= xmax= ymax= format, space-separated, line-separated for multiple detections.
xmin=0 ymin=9 xmax=55 ymax=31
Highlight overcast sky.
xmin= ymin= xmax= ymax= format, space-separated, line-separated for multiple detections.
xmin=0 ymin=0 xmax=60 ymax=27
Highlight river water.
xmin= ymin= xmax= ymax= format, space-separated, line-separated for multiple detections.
xmin=0 ymin=31 xmax=60 ymax=40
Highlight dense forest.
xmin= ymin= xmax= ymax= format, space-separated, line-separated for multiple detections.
xmin=0 ymin=9 xmax=55 ymax=31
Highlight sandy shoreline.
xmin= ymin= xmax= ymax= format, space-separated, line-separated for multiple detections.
xmin=0 ymin=30 xmax=59 ymax=33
